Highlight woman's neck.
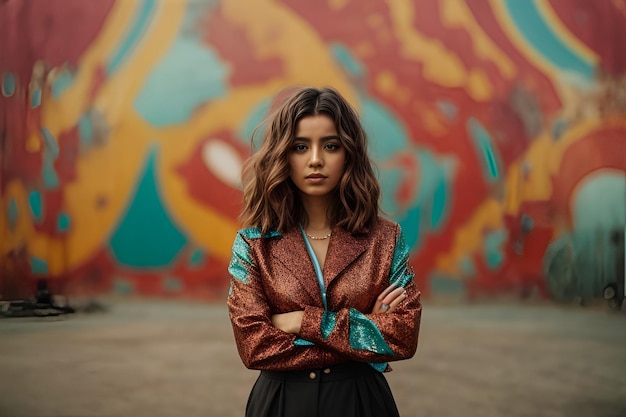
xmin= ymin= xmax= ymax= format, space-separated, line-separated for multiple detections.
xmin=301 ymin=195 xmax=332 ymax=232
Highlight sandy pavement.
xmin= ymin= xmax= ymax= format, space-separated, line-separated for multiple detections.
xmin=0 ymin=299 xmax=624 ymax=417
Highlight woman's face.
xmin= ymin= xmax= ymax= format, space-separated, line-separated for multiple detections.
xmin=288 ymin=114 xmax=346 ymax=202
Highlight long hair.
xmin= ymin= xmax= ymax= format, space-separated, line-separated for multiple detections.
xmin=239 ymin=86 xmax=381 ymax=234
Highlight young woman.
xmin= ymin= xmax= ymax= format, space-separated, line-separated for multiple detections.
xmin=227 ymin=86 xmax=421 ymax=417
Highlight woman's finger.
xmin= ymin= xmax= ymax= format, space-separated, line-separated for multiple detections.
xmin=372 ymin=299 xmax=387 ymax=314
xmin=377 ymin=284 xmax=397 ymax=302
xmin=381 ymin=286 xmax=406 ymax=305
xmin=385 ymin=289 xmax=408 ymax=313
xmin=372 ymin=287 xmax=408 ymax=314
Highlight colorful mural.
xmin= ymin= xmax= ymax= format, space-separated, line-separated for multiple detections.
xmin=1 ymin=0 xmax=625 ymax=304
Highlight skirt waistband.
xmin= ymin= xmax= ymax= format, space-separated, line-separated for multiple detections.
xmin=260 ymin=362 xmax=376 ymax=383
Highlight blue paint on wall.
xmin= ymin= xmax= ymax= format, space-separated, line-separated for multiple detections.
xmin=398 ymin=204 xmax=421 ymax=254
xmin=189 ymin=248 xmax=206 ymax=267
xmin=379 ymin=168 xmax=402 ymax=215
xmin=109 ymin=145 xmax=187 ymax=268
xmin=430 ymin=274 xmax=466 ymax=295
xmin=2 ymin=72 xmax=16 ymax=97
xmin=484 ymin=230 xmax=507 ymax=269
xmin=361 ymin=98 xmax=408 ymax=161
xmin=436 ymin=100 xmax=458 ymax=122
xmin=378 ymin=148 xmax=453 ymax=253
xmin=41 ymin=128 xmax=60 ymax=189
xmin=415 ymin=151 xmax=452 ymax=230
xmin=31 ymin=88 xmax=42 ymax=108
xmin=431 ymin=176 xmax=448 ymax=229
xmin=114 ymin=277 xmax=134 ymax=294
xmin=459 ymin=256 xmax=476 ymax=276
xmin=57 ymin=212 xmax=71 ymax=232
xmin=41 ymin=127 xmax=60 ymax=156
xmin=163 ymin=276 xmax=183 ymax=292
xmin=7 ymin=198 xmax=19 ymax=229
xmin=241 ymin=98 xmax=271 ymax=149
xmin=108 ymin=0 xmax=157 ymax=74
xmin=330 ymin=43 xmax=365 ymax=78
xmin=573 ymin=173 xmax=625 ymax=231
xmin=134 ymin=37 xmax=228 ymax=126
xmin=29 ymin=191 xmax=43 ymax=222
xmin=30 ymin=257 xmax=49 ymax=274
xmin=504 ymin=0 xmax=595 ymax=80
xmin=78 ymin=112 xmax=94 ymax=147
xmin=467 ymin=118 xmax=499 ymax=182
xmin=551 ymin=118 xmax=568 ymax=140
xmin=181 ymin=0 xmax=220 ymax=33
xmin=52 ymin=69 xmax=75 ymax=99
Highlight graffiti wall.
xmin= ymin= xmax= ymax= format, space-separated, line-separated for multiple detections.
xmin=1 ymin=0 xmax=625 ymax=303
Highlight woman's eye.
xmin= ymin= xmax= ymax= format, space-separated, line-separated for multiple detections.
xmin=325 ymin=143 xmax=339 ymax=151
xmin=293 ymin=144 xmax=307 ymax=152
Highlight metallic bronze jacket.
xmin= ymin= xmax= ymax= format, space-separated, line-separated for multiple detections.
xmin=227 ymin=217 xmax=421 ymax=372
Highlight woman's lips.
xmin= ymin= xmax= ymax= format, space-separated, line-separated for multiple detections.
xmin=306 ymin=174 xmax=327 ymax=183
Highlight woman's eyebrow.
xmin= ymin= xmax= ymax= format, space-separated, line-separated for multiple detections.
xmin=293 ymin=135 xmax=341 ymax=141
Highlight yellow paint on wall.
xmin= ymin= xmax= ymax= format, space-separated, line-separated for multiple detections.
xmin=375 ymin=71 xmax=410 ymax=104
xmin=97 ymin=3 xmax=186 ymax=118
xmin=499 ymin=117 xmax=608 ymax=218
xmin=388 ymin=0 xmax=466 ymax=87
xmin=367 ymin=13 xmax=385 ymax=29
xmin=156 ymin=90 xmax=266 ymax=260
xmin=467 ymin=69 xmax=493 ymax=101
xmin=355 ymin=42 xmax=374 ymax=58
xmin=545 ymin=118 xmax=605 ymax=176
xmin=25 ymin=0 xmax=190 ymax=270
xmin=158 ymin=0 xmax=356 ymax=260
xmin=158 ymin=155 xmax=240 ymax=260
xmin=25 ymin=133 xmax=41 ymax=152
xmin=388 ymin=0 xmax=496 ymax=102
xmin=221 ymin=0 xmax=354 ymax=96
xmin=441 ymin=0 xmax=516 ymax=79
xmin=436 ymin=197 xmax=504 ymax=274
xmin=414 ymin=101 xmax=448 ymax=137
xmin=0 ymin=181 xmax=34 ymax=254
xmin=43 ymin=0 xmax=139 ymax=130
xmin=328 ymin=0 xmax=349 ymax=11
xmin=61 ymin=121 xmax=153 ymax=269
xmin=0 ymin=182 xmax=70 ymax=275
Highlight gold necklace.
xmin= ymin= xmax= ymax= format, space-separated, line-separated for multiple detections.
xmin=306 ymin=231 xmax=332 ymax=240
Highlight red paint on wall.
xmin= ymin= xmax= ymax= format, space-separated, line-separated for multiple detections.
xmin=202 ymin=5 xmax=286 ymax=86
xmin=548 ymin=0 xmax=626 ymax=74
xmin=1 ymin=101 xmax=42 ymax=187
xmin=552 ymin=123 xmax=626 ymax=226
xmin=175 ymin=132 xmax=247 ymax=222
xmin=1 ymin=0 xmax=115 ymax=79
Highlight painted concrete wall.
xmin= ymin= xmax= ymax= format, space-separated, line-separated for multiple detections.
xmin=1 ymin=0 xmax=625 ymax=302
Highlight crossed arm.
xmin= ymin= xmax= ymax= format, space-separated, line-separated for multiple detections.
xmin=271 ymin=284 xmax=408 ymax=334
xmin=227 ymin=227 xmax=421 ymax=371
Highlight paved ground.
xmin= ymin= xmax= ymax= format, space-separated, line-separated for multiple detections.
xmin=0 ymin=298 xmax=624 ymax=417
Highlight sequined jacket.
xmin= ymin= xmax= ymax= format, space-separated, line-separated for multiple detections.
xmin=227 ymin=217 xmax=421 ymax=372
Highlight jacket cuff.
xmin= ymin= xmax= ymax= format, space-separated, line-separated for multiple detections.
xmin=299 ymin=305 xmax=325 ymax=343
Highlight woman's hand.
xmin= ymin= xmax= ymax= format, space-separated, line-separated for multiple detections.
xmin=272 ymin=285 xmax=406 ymax=333
xmin=271 ymin=311 xmax=304 ymax=334
xmin=372 ymin=285 xmax=407 ymax=314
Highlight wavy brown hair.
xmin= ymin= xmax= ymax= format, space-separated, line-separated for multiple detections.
xmin=239 ymin=86 xmax=380 ymax=234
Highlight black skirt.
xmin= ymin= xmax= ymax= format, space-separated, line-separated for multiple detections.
xmin=245 ymin=362 xmax=400 ymax=417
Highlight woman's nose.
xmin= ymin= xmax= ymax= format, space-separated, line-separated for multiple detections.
xmin=309 ymin=147 xmax=323 ymax=166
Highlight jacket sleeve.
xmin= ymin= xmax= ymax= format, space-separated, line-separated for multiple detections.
xmin=227 ymin=231 xmax=343 ymax=370
xmin=298 ymin=224 xmax=421 ymax=364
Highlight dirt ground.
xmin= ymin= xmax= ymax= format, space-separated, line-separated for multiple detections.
xmin=0 ymin=298 xmax=624 ymax=417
